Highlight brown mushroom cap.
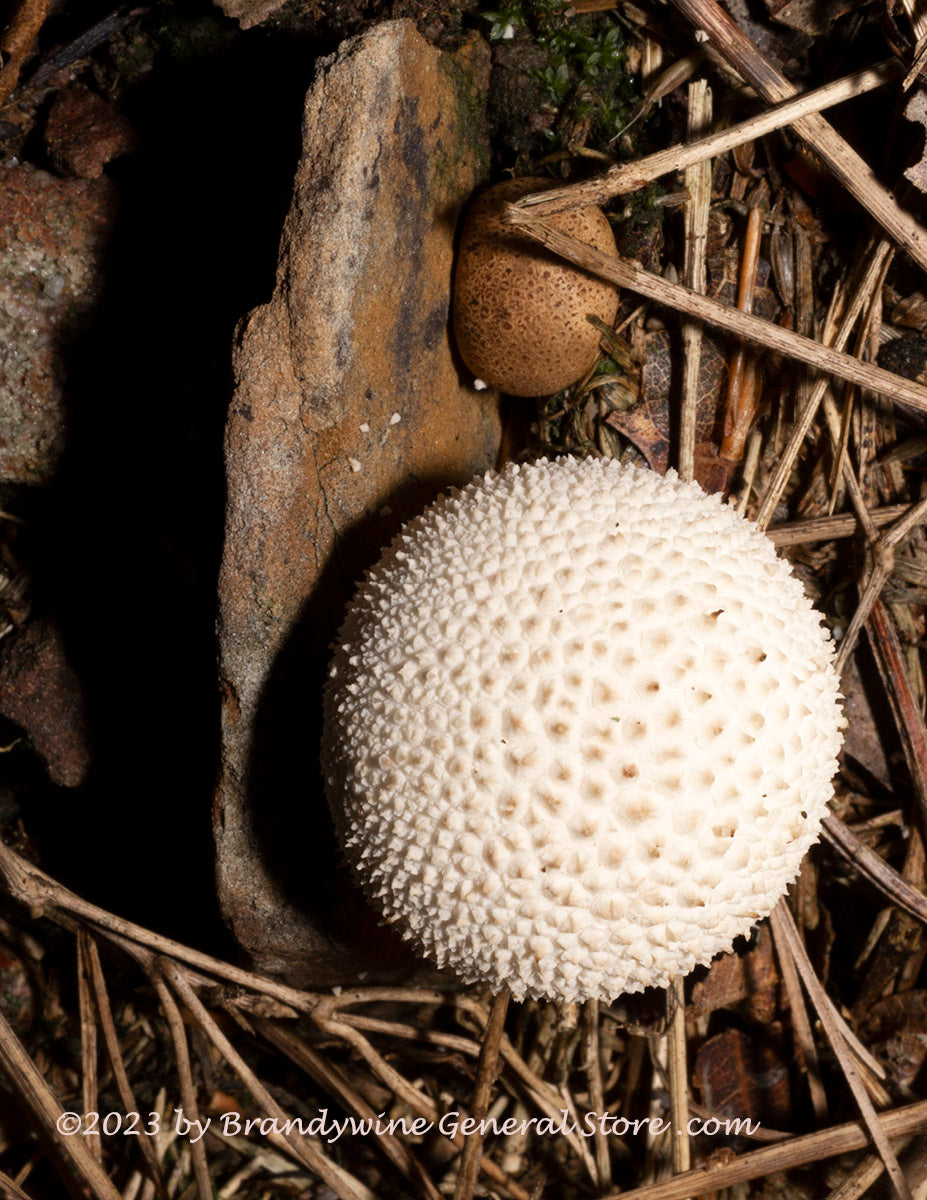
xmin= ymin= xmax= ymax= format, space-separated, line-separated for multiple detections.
xmin=452 ymin=177 xmax=619 ymax=397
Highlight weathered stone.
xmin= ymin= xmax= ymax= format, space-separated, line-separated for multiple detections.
xmin=45 ymin=85 xmax=136 ymax=180
xmin=0 ymin=164 xmax=115 ymax=484
xmin=212 ymin=0 xmax=286 ymax=28
xmin=0 ymin=618 xmax=92 ymax=789
xmin=215 ymin=20 xmax=500 ymax=984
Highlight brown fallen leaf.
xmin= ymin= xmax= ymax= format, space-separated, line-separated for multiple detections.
xmin=890 ymin=292 xmax=927 ymax=334
xmin=690 ymin=925 xmax=781 ymax=1025
xmin=840 ymin=651 xmax=898 ymax=792
xmin=606 ymin=324 xmax=727 ymax=476
xmin=766 ymin=0 xmax=857 ymax=37
xmin=608 ymin=251 xmax=779 ymax=487
xmin=726 ymin=0 xmax=812 ymax=65
xmin=857 ymin=990 xmax=927 ymax=1094
xmin=693 ymin=1026 xmax=793 ymax=1131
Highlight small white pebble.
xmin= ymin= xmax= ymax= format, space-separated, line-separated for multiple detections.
xmin=389 ymin=412 xmax=402 ymax=425
xmin=473 ymin=378 xmax=488 ymax=391
xmin=348 ymin=457 xmax=362 ymax=473
xmin=695 ymin=27 xmax=710 ymax=41
xmin=359 ymin=422 xmax=370 ymax=433
xmin=331 ymin=985 xmax=343 ymax=996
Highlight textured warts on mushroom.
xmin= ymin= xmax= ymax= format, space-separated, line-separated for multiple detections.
xmin=322 ymin=457 xmax=845 ymax=1004
xmin=452 ymin=177 xmax=619 ymax=398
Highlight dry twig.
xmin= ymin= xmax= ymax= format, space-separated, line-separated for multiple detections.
xmin=502 ymin=216 xmax=927 ymax=415
xmin=665 ymin=976 xmax=690 ymax=1175
xmin=769 ymin=903 xmax=913 ymax=1200
xmin=825 ymin=1139 xmax=915 ymax=1200
xmin=720 ymin=206 xmax=764 ymax=466
xmin=158 ymin=958 xmax=374 ymax=1200
xmin=679 ymin=78 xmax=712 ymax=482
xmin=768 ymin=505 xmax=918 ymax=546
xmin=259 ymin=1020 xmax=443 ymax=1200
xmin=598 ymin=1099 xmax=927 ymax=1200
xmin=755 ymin=241 xmax=894 ymax=530
xmin=150 ymin=971 xmax=212 ymax=1200
xmin=0 ymin=1003 xmax=123 ymax=1200
xmin=508 ymin=60 xmax=901 ymax=216
xmin=835 ymin=498 xmax=927 ymax=673
xmin=767 ymin=914 xmax=828 ymax=1120
xmin=0 ymin=0 xmax=53 ymax=108
xmin=866 ymin=601 xmax=927 ymax=837
xmin=667 ymin=0 xmax=927 ymax=273
xmin=823 ymin=816 xmax=927 ymax=925
xmin=453 ymin=988 xmax=511 ymax=1200
xmin=582 ymin=999 xmax=612 ymax=1188
xmin=76 ymin=933 xmax=101 ymax=1165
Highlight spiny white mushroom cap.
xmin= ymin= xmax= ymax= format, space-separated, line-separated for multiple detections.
xmin=322 ymin=457 xmax=845 ymax=1003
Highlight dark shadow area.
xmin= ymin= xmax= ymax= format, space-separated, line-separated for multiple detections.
xmin=243 ymin=473 xmax=459 ymax=981
xmin=25 ymin=10 xmax=330 ymax=952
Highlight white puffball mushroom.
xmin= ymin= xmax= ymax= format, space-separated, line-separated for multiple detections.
xmin=322 ymin=457 xmax=845 ymax=1003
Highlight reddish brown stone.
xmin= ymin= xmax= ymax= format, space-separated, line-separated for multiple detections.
xmin=0 ymin=163 xmax=115 ymax=484
xmin=215 ymin=21 xmax=501 ymax=984
xmin=0 ymin=618 xmax=91 ymax=789
xmin=45 ymin=86 xmax=136 ymax=181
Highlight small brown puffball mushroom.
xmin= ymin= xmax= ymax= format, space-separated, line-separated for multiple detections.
xmin=452 ymin=178 xmax=619 ymax=397
xmin=322 ymin=457 xmax=845 ymax=1004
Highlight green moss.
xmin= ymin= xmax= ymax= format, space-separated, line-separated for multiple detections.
xmin=436 ymin=53 xmax=492 ymax=193
xmin=478 ymin=0 xmax=638 ymax=157
xmin=149 ymin=10 xmax=237 ymax=66
xmin=611 ymin=182 xmax=665 ymax=264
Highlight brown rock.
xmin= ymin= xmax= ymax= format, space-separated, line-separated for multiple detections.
xmin=215 ymin=20 xmax=501 ymax=984
xmin=0 ymin=618 xmax=92 ymax=788
xmin=0 ymin=164 xmax=115 ymax=484
xmin=45 ymin=86 xmax=136 ymax=180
